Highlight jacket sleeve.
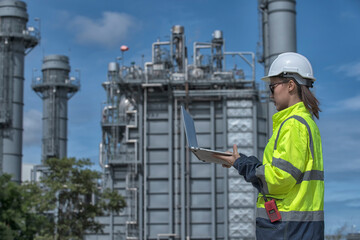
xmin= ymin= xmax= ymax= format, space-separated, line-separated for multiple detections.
xmin=233 ymin=154 xmax=262 ymax=192
xmin=255 ymin=119 xmax=309 ymax=197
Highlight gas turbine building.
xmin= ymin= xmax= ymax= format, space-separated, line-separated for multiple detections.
xmin=93 ymin=26 xmax=263 ymax=240
xmin=86 ymin=0 xmax=298 ymax=239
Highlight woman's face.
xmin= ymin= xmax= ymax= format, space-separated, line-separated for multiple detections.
xmin=270 ymin=77 xmax=290 ymax=111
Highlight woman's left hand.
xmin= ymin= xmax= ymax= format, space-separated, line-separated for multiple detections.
xmin=213 ymin=144 xmax=240 ymax=168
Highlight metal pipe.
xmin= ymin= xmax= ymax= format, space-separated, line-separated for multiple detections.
xmin=223 ymin=39 xmax=226 ymax=70
xmin=180 ymin=104 xmax=186 ymax=240
xmin=157 ymin=233 xmax=177 ymax=240
xmin=173 ymin=89 xmax=258 ymax=98
xmin=145 ymin=62 xmax=152 ymax=83
xmin=185 ymin=108 xmax=190 ymax=239
xmin=223 ymin=52 xmax=256 ymax=81
xmin=174 ymin=99 xmax=180 ymax=236
xmin=193 ymin=42 xmax=212 ymax=67
xmin=152 ymin=41 xmax=171 ymax=63
xmin=110 ymin=167 xmax=114 ymax=240
xmin=252 ymin=102 xmax=259 ymax=231
xmin=143 ymin=87 xmax=148 ymax=239
xmin=223 ymin=98 xmax=229 ymax=240
xmin=138 ymin=102 xmax=144 ymax=240
xmin=168 ymin=97 xmax=174 ymax=233
xmin=210 ymin=101 xmax=216 ymax=240
xmin=99 ymin=143 xmax=104 ymax=168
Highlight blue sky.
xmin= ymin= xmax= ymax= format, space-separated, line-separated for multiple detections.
xmin=22 ymin=0 xmax=360 ymax=235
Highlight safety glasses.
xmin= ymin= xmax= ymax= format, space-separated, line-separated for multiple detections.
xmin=269 ymin=80 xmax=289 ymax=94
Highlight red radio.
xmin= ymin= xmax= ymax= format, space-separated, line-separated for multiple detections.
xmin=264 ymin=199 xmax=282 ymax=222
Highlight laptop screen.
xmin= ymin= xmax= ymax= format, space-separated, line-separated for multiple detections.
xmin=181 ymin=106 xmax=199 ymax=148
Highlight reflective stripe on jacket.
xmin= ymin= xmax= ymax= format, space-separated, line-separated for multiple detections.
xmin=255 ymin=102 xmax=324 ymax=239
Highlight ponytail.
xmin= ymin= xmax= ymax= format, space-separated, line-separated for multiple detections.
xmin=284 ymin=76 xmax=321 ymax=119
xmin=299 ymin=85 xmax=321 ymax=119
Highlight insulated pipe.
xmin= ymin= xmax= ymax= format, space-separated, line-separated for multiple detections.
xmin=0 ymin=0 xmax=39 ymax=182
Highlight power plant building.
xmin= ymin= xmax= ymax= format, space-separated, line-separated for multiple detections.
xmin=0 ymin=0 xmax=299 ymax=239
xmin=87 ymin=26 xmax=266 ymax=240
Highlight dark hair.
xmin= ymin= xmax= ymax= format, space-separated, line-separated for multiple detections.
xmin=293 ymin=79 xmax=321 ymax=119
xmin=279 ymin=76 xmax=321 ymax=119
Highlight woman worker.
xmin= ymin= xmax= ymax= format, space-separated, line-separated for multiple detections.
xmin=214 ymin=52 xmax=324 ymax=239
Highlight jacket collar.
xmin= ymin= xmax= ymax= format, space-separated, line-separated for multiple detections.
xmin=272 ymin=102 xmax=311 ymax=131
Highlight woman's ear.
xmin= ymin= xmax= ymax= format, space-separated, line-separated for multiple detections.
xmin=288 ymin=79 xmax=296 ymax=92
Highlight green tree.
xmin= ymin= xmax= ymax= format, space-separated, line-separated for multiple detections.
xmin=0 ymin=174 xmax=47 ymax=240
xmin=37 ymin=157 xmax=126 ymax=239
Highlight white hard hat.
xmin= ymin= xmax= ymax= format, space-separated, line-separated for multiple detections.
xmin=261 ymin=52 xmax=316 ymax=86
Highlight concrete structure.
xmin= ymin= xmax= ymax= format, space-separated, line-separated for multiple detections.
xmin=32 ymin=55 xmax=79 ymax=162
xmin=0 ymin=0 xmax=39 ymax=182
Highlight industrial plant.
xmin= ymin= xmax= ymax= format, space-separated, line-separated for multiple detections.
xmin=0 ymin=0 xmax=326 ymax=239
xmin=86 ymin=0 xmax=297 ymax=238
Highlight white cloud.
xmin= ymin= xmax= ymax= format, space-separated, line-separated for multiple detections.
xmin=328 ymin=94 xmax=360 ymax=112
xmin=335 ymin=61 xmax=360 ymax=80
xmin=23 ymin=109 xmax=42 ymax=146
xmin=339 ymin=95 xmax=360 ymax=110
xmin=70 ymin=12 xmax=141 ymax=48
xmin=325 ymin=93 xmax=360 ymax=112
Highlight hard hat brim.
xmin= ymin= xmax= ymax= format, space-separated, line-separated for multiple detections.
xmin=261 ymin=74 xmax=277 ymax=82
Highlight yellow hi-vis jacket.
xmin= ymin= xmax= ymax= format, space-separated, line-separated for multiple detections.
xmin=255 ymin=102 xmax=324 ymax=239
xmin=233 ymin=101 xmax=324 ymax=239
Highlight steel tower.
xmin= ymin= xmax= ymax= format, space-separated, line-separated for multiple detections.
xmin=258 ymin=0 xmax=297 ymax=137
xmin=32 ymin=55 xmax=79 ymax=162
xmin=258 ymin=0 xmax=297 ymax=73
xmin=0 ymin=0 xmax=39 ymax=182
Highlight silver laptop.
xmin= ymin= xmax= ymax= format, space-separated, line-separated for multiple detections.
xmin=181 ymin=106 xmax=232 ymax=165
